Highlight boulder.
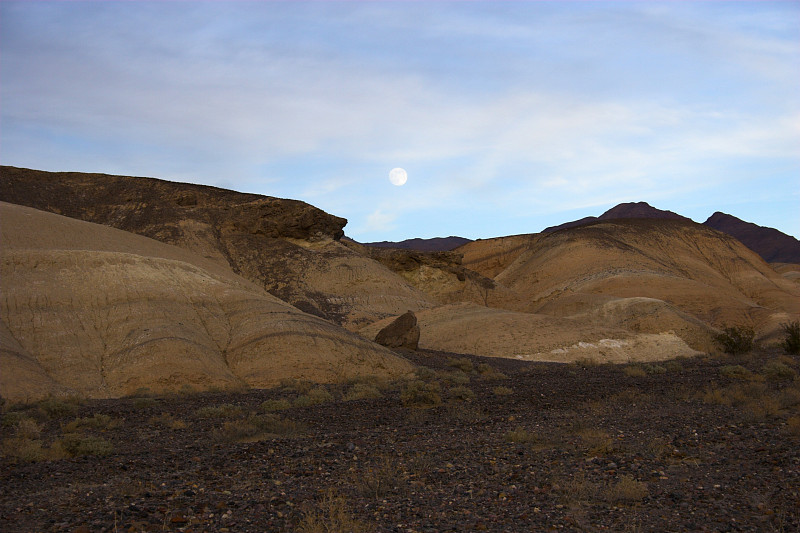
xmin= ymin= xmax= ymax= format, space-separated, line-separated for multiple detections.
xmin=375 ymin=311 xmax=420 ymax=350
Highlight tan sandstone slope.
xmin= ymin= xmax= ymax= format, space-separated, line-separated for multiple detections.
xmin=459 ymin=219 xmax=800 ymax=348
xmin=0 ymin=166 xmax=434 ymax=330
xmin=0 ymin=202 xmax=413 ymax=401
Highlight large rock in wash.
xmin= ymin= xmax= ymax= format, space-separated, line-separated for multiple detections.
xmin=375 ymin=311 xmax=420 ymax=350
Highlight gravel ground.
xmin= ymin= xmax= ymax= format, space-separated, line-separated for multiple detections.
xmin=2 ymin=349 xmax=799 ymax=532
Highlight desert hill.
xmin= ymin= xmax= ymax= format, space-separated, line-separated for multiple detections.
xmin=0 ymin=166 xmax=435 ymax=330
xmin=704 ymin=211 xmax=800 ymax=264
xmin=0 ymin=202 xmax=413 ymax=401
xmin=542 ymin=201 xmax=689 ymax=232
xmin=459 ymin=218 xmax=800 ymax=348
xmin=359 ymin=236 xmax=472 ymax=252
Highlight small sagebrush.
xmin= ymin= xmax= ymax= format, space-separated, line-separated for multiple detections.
xmin=715 ymin=325 xmax=755 ymax=355
xmin=781 ymin=321 xmax=800 ymax=355
xmin=401 ymin=380 xmax=442 ymax=408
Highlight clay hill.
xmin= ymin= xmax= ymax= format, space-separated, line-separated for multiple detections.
xmin=458 ymin=218 xmax=800 ymax=350
xmin=0 ymin=201 xmax=413 ymax=401
xmin=544 ymin=201 xmax=800 ymax=267
xmin=2 ymin=166 xmax=799 ymax=400
xmin=359 ymin=236 xmax=472 ymax=252
xmin=0 ymin=166 xmax=434 ymax=330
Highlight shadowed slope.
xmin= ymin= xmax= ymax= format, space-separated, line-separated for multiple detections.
xmin=0 ymin=202 xmax=413 ymax=401
xmin=0 ymin=166 xmax=434 ymax=329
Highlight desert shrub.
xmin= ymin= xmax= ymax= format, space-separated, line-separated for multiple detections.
xmin=343 ymin=383 xmax=382 ymax=401
xmin=715 ymin=325 xmax=755 ymax=355
xmin=504 ymin=427 xmax=536 ymax=444
xmin=557 ymin=472 xmax=596 ymax=503
xmin=15 ymin=418 xmax=43 ymax=440
xmin=447 ymin=385 xmax=475 ymax=402
xmin=1 ymin=436 xmax=47 ymax=462
xmin=778 ymin=386 xmax=800 ymax=409
xmin=280 ymin=378 xmax=314 ymax=394
xmin=294 ymin=387 xmax=333 ymax=407
xmin=214 ymin=414 xmax=306 ymax=442
xmin=664 ymin=360 xmax=684 ymax=373
xmin=493 ymin=386 xmax=514 ymax=396
xmin=56 ymin=433 xmax=113 ymax=457
xmin=414 ymin=367 xmax=437 ymax=381
xmin=297 ymin=490 xmax=371 ymax=533
xmin=643 ymin=364 xmax=667 ymax=375
xmin=781 ymin=321 xmax=800 ymax=355
xmin=2 ymin=410 xmax=31 ymax=428
xmin=438 ymin=369 xmax=470 ymax=385
xmin=623 ymin=366 xmax=647 ymax=378
xmin=761 ymin=361 xmax=797 ymax=382
xmin=476 ymin=362 xmax=507 ymax=380
xmin=401 ymin=380 xmax=441 ymax=408
xmin=132 ymin=397 xmax=158 ymax=409
xmin=148 ymin=413 xmax=187 ymax=430
xmin=356 ymin=455 xmax=407 ymax=499
xmin=194 ymin=404 xmax=245 ymax=419
xmin=260 ymin=398 xmax=292 ymax=412
xmin=446 ymin=357 xmax=474 ymax=373
xmin=603 ymin=475 xmax=648 ymax=503
xmin=578 ymin=428 xmax=615 ymax=456
xmin=720 ymin=365 xmax=757 ymax=381
xmin=63 ymin=413 xmax=120 ymax=432
xmin=36 ymin=397 xmax=81 ymax=419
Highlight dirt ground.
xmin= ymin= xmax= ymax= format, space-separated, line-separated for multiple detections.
xmin=2 ymin=348 xmax=799 ymax=532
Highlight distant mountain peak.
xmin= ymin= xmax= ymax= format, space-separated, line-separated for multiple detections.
xmin=703 ymin=211 xmax=800 ymax=264
xmin=359 ymin=236 xmax=472 ymax=252
xmin=543 ymin=201 xmax=689 ymax=233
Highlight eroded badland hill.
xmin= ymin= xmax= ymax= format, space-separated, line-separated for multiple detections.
xmin=2 ymin=166 xmax=800 ymax=532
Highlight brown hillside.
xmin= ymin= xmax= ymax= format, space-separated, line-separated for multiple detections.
xmin=462 ymin=219 xmax=800 ymax=346
xmin=0 ymin=202 xmax=413 ymax=401
xmin=0 ymin=166 xmax=434 ymax=329
xmin=704 ymin=211 xmax=800 ymax=263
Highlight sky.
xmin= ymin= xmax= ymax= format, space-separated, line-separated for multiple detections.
xmin=2 ymin=1 xmax=799 ymax=241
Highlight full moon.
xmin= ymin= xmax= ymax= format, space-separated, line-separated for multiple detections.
xmin=389 ymin=167 xmax=408 ymax=186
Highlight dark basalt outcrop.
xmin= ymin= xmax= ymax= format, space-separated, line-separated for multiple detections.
xmin=0 ymin=166 xmax=347 ymax=242
xmin=375 ymin=310 xmax=420 ymax=350
xmin=704 ymin=211 xmax=800 ymax=264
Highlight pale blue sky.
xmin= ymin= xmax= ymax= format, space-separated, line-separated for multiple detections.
xmin=2 ymin=1 xmax=798 ymax=240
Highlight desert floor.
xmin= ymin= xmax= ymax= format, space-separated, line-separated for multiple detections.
xmin=2 ymin=349 xmax=799 ymax=532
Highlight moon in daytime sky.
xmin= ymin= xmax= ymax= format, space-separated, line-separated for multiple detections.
xmin=389 ymin=167 xmax=408 ymax=186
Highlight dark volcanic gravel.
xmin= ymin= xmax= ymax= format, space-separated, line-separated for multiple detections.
xmin=2 ymin=349 xmax=799 ymax=532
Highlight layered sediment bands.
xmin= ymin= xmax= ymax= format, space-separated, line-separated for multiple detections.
xmin=361 ymin=304 xmax=701 ymax=363
xmin=0 ymin=166 xmax=434 ymax=327
xmin=0 ymin=202 xmax=413 ymax=401
xmin=461 ymin=220 xmax=800 ymax=341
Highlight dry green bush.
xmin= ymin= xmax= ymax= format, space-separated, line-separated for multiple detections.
xmin=294 ymin=387 xmax=333 ymax=407
xmin=297 ymin=490 xmax=372 ymax=533
xmin=194 ymin=404 xmax=245 ymax=419
xmin=447 ymin=357 xmax=474 ymax=373
xmin=148 ymin=413 xmax=187 ymax=430
xmin=663 ymin=360 xmax=684 ymax=373
xmin=504 ymin=427 xmax=536 ymax=444
xmin=438 ymin=369 xmax=470 ymax=385
xmin=343 ymin=383 xmax=382 ymax=401
xmin=578 ymin=428 xmax=616 ymax=456
xmin=132 ymin=397 xmax=158 ymax=409
xmin=761 ymin=361 xmax=797 ymax=382
xmin=260 ymin=398 xmax=292 ymax=412
xmin=214 ymin=414 xmax=306 ymax=443
xmin=476 ymin=362 xmax=507 ymax=380
xmin=777 ymin=386 xmax=800 ymax=409
xmin=447 ymin=385 xmax=475 ymax=402
xmin=414 ymin=367 xmax=437 ymax=381
xmin=401 ymin=380 xmax=442 ymax=409
xmin=780 ymin=321 xmax=800 ymax=355
xmin=715 ymin=325 xmax=755 ymax=355
xmin=603 ymin=475 xmax=649 ymax=503
xmin=444 ymin=403 xmax=486 ymax=423
xmin=55 ymin=433 xmax=113 ymax=457
xmin=720 ymin=365 xmax=758 ymax=381
xmin=63 ymin=413 xmax=120 ymax=432
xmin=493 ymin=386 xmax=514 ymax=396
xmin=624 ymin=366 xmax=647 ymax=378
xmin=280 ymin=378 xmax=315 ymax=394
xmin=356 ymin=455 xmax=407 ymax=499
xmin=557 ymin=472 xmax=596 ymax=504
